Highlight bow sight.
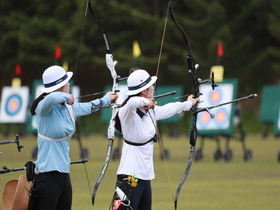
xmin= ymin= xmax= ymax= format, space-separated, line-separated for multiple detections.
xmin=0 ymin=134 xmax=24 ymax=152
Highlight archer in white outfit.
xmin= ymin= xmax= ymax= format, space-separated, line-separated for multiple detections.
xmin=114 ymin=69 xmax=198 ymax=210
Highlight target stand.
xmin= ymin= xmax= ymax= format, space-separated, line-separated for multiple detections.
xmin=193 ymin=79 xmax=252 ymax=162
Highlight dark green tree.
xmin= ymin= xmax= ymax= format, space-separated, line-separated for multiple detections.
xmin=0 ymin=0 xmax=279 ymax=114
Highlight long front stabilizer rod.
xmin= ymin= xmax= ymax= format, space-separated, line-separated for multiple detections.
xmin=194 ymin=94 xmax=257 ymax=116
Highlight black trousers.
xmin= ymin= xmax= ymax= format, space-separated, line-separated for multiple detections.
xmin=116 ymin=175 xmax=152 ymax=210
xmin=34 ymin=171 xmax=72 ymax=210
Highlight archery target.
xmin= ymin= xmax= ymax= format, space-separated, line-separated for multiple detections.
xmin=35 ymin=84 xmax=44 ymax=98
xmin=30 ymin=84 xmax=44 ymax=130
xmin=197 ymin=83 xmax=234 ymax=131
xmin=117 ymin=84 xmax=129 ymax=104
xmin=273 ymin=107 xmax=280 ymax=135
xmin=278 ymin=109 xmax=280 ymax=129
xmin=0 ymin=86 xmax=29 ymax=123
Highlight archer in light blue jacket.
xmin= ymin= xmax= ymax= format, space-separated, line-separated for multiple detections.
xmin=35 ymin=91 xmax=110 ymax=173
xmin=30 ymin=65 xmax=118 ymax=210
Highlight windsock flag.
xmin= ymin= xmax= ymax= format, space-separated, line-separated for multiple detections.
xmin=63 ymin=61 xmax=68 ymax=72
xmin=133 ymin=40 xmax=141 ymax=58
xmin=217 ymin=41 xmax=224 ymax=57
xmin=14 ymin=64 xmax=22 ymax=76
xmin=54 ymin=44 xmax=62 ymax=59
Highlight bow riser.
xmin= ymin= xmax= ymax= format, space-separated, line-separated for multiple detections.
xmin=187 ymin=56 xmax=199 ymax=147
xmin=106 ymin=54 xmax=118 ymax=82
xmin=88 ymin=1 xmax=120 ymax=206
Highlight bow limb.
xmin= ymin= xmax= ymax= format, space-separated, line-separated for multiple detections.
xmin=168 ymin=2 xmax=200 ymax=209
xmin=87 ymin=0 xmax=119 ymax=206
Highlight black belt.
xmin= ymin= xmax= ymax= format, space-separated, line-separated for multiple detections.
xmin=124 ymin=139 xmax=154 ymax=146
xmin=117 ymin=174 xmax=129 ymax=181
xmin=124 ymin=135 xmax=157 ymax=146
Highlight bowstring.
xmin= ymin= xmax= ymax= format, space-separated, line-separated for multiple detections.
xmin=73 ymin=1 xmax=89 ymax=81
xmin=154 ymin=2 xmax=174 ymax=202
xmin=154 ymin=2 xmax=169 ymax=90
xmin=72 ymin=0 xmax=92 ymax=197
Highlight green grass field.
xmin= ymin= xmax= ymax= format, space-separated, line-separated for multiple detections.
xmin=0 ymin=133 xmax=279 ymax=210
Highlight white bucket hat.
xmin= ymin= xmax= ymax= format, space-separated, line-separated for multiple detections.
xmin=126 ymin=69 xmax=157 ymax=95
xmin=40 ymin=65 xmax=73 ymax=93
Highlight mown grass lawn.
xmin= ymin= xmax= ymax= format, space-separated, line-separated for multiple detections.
xmin=0 ymin=133 xmax=279 ymax=210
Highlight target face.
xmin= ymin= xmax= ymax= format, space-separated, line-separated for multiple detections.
xmin=5 ymin=94 xmax=22 ymax=115
xmin=198 ymin=112 xmax=211 ymax=128
xmin=215 ymin=108 xmax=228 ymax=127
xmin=209 ymin=89 xmax=222 ymax=105
xmin=0 ymin=86 xmax=29 ymax=123
xmin=196 ymin=81 xmax=237 ymax=134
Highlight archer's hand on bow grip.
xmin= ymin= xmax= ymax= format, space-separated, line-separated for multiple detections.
xmin=187 ymin=95 xmax=199 ymax=107
xmin=105 ymin=91 xmax=118 ymax=102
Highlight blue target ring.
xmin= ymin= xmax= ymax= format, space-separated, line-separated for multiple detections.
xmin=5 ymin=94 xmax=22 ymax=115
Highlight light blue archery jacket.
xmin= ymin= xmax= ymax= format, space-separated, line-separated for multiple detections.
xmin=35 ymin=92 xmax=111 ymax=173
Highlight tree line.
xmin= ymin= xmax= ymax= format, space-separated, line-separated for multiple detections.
xmin=0 ymin=0 xmax=279 ymax=115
